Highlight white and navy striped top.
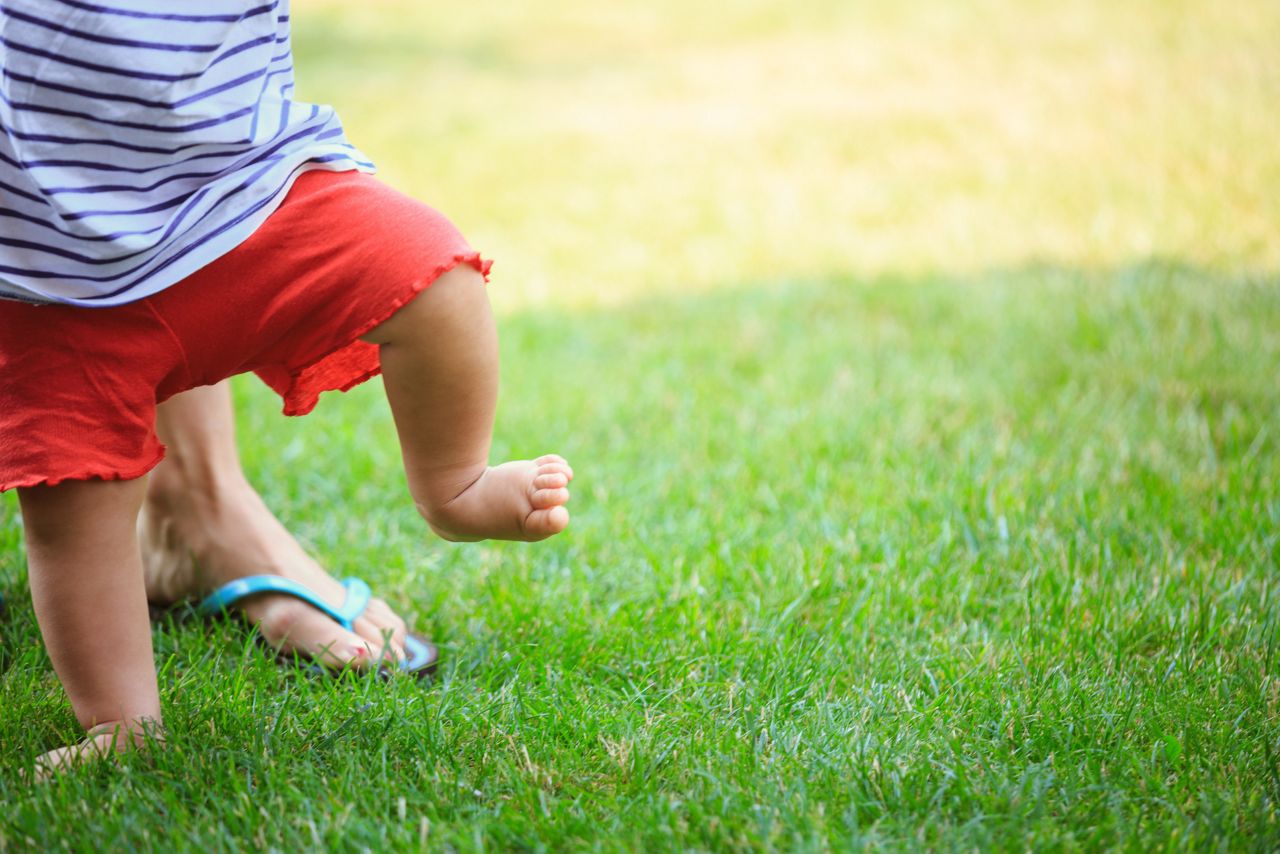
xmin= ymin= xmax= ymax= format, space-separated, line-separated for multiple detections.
xmin=0 ymin=0 xmax=374 ymax=306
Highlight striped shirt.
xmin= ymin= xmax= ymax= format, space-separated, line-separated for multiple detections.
xmin=0 ymin=0 xmax=374 ymax=306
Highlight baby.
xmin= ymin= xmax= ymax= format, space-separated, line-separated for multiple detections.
xmin=0 ymin=0 xmax=572 ymax=774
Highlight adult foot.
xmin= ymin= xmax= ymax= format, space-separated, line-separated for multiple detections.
xmin=427 ymin=454 xmax=574 ymax=542
xmin=139 ymin=470 xmax=409 ymax=671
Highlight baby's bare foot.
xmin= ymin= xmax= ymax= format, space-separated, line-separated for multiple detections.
xmin=30 ymin=719 xmax=160 ymax=783
xmin=139 ymin=469 xmax=408 ymax=670
xmin=427 ymin=455 xmax=574 ymax=542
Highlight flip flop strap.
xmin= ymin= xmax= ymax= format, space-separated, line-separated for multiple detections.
xmin=196 ymin=576 xmax=373 ymax=631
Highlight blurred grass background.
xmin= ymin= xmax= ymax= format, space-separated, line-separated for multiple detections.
xmin=3 ymin=0 xmax=1279 ymax=848
xmin=298 ymin=0 xmax=1279 ymax=309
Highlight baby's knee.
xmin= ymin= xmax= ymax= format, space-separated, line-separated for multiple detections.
xmin=360 ymin=263 xmax=489 ymax=347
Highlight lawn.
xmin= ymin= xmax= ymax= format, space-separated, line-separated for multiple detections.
xmin=2 ymin=0 xmax=1279 ymax=849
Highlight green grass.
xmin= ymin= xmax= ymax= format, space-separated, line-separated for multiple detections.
xmin=3 ymin=0 xmax=1280 ymax=849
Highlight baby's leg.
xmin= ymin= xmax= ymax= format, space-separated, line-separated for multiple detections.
xmin=18 ymin=478 xmax=161 ymax=775
xmin=360 ymin=265 xmax=572 ymax=542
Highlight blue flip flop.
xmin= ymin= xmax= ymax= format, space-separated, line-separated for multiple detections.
xmin=197 ymin=575 xmax=438 ymax=677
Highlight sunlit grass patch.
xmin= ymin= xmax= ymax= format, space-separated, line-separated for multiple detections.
xmin=297 ymin=0 xmax=1280 ymax=309
xmin=2 ymin=0 xmax=1279 ymax=848
xmin=5 ymin=264 xmax=1277 ymax=848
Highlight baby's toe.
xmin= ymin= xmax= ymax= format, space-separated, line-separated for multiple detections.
xmin=531 ymin=485 xmax=570 ymax=509
xmin=537 ymin=462 xmax=574 ymax=482
xmin=525 ymin=505 xmax=570 ymax=539
xmin=533 ymin=471 xmax=569 ymax=490
xmin=535 ymin=456 xmax=574 ymax=480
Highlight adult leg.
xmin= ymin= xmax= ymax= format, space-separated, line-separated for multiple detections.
xmin=140 ymin=381 xmax=408 ymax=667
xmin=360 ymin=265 xmax=573 ymax=541
xmin=19 ymin=478 xmax=161 ymax=776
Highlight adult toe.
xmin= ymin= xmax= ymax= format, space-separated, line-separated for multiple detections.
xmin=257 ymin=599 xmax=381 ymax=670
xmin=353 ymin=598 xmax=409 ymax=665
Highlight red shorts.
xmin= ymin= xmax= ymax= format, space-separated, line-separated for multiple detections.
xmin=0 ymin=170 xmax=491 ymax=492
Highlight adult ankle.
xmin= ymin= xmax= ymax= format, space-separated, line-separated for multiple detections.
xmin=147 ymin=454 xmax=252 ymax=516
